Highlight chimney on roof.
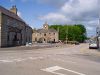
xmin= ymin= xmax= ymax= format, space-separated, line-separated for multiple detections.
xmin=10 ymin=5 xmax=17 ymax=15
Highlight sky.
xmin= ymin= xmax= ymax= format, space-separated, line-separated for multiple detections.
xmin=0 ymin=0 xmax=99 ymax=37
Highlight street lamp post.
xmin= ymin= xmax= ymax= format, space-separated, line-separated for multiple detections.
xmin=98 ymin=13 xmax=100 ymax=49
xmin=97 ymin=6 xmax=100 ymax=49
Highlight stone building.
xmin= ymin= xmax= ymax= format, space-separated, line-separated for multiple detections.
xmin=0 ymin=5 xmax=32 ymax=47
xmin=32 ymin=22 xmax=59 ymax=43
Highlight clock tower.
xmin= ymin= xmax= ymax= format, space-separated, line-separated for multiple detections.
xmin=43 ymin=22 xmax=49 ymax=30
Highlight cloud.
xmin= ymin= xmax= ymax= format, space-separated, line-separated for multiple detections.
xmin=39 ymin=13 xmax=72 ymax=24
xmin=86 ymin=27 xmax=94 ymax=31
xmin=21 ymin=0 xmax=30 ymax=2
xmin=61 ymin=0 xmax=98 ymax=18
xmin=39 ymin=0 xmax=99 ymax=23
xmin=86 ymin=26 xmax=96 ymax=36
xmin=36 ymin=0 xmax=68 ymax=8
xmin=9 ymin=0 xmax=15 ymax=2
xmin=17 ymin=11 xmax=22 ymax=17
xmin=39 ymin=0 xmax=99 ymax=36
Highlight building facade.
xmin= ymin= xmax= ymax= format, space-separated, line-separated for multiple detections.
xmin=0 ymin=5 xmax=32 ymax=47
xmin=32 ymin=22 xmax=59 ymax=43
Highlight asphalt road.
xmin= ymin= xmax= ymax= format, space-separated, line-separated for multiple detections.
xmin=0 ymin=43 xmax=100 ymax=75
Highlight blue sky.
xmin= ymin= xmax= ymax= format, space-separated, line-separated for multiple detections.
xmin=0 ymin=0 xmax=99 ymax=37
xmin=0 ymin=0 xmax=57 ymax=28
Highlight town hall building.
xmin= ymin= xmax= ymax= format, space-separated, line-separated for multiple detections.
xmin=32 ymin=22 xmax=59 ymax=43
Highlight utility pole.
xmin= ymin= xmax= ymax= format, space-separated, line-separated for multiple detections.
xmin=57 ymin=27 xmax=59 ymax=42
xmin=66 ymin=26 xmax=68 ymax=44
xmin=97 ymin=3 xmax=100 ymax=49
xmin=98 ymin=12 xmax=100 ymax=49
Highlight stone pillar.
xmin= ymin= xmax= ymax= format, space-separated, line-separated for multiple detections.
xmin=29 ymin=28 xmax=32 ymax=43
xmin=21 ymin=26 xmax=26 ymax=45
xmin=1 ymin=14 xmax=8 ymax=47
xmin=55 ymin=32 xmax=59 ymax=42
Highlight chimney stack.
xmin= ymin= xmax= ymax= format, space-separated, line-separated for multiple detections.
xmin=10 ymin=5 xmax=17 ymax=15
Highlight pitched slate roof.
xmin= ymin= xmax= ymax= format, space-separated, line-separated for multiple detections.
xmin=0 ymin=5 xmax=24 ymax=23
xmin=35 ymin=28 xmax=57 ymax=33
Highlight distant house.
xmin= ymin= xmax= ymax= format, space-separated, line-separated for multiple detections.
xmin=0 ymin=5 xmax=32 ymax=47
xmin=32 ymin=22 xmax=59 ymax=43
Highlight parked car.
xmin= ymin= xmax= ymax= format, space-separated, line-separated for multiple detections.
xmin=89 ymin=42 xmax=98 ymax=49
xmin=75 ymin=41 xmax=79 ymax=45
xmin=26 ymin=42 xmax=32 ymax=47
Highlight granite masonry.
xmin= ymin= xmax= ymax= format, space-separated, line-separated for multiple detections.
xmin=32 ymin=22 xmax=59 ymax=43
xmin=0 ymin=5 xmax=32 ymax=47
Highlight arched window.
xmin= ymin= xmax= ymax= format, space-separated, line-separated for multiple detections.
xmin=54 ymin=39 xmax=55 ymax=42
xmin=44 ymin=39 xmax=46 ymax=41
xmin=35 ymin=38 xmax=37 ymax=41
xmin=44 ymin=33 xmax=46 ymax=36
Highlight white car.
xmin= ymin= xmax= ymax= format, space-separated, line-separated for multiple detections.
xmin=89 ymin=43 xmax=98 ymax=49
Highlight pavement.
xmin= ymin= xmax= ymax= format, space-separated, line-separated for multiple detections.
xmin=0 ymin=43 xmax=100 ymax=75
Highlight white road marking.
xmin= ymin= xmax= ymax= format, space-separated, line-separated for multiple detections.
xmin=42 ymin=66 xmax=63 ymax=72
xmin=0 ymin=60 xmax=13 ymax=63
xmin=0 ymin=56 xmax=45 ymax=63
xmin=51 ymin=72 xmax=66 ymax=75
xmin=52 ymin=58 xmax=77 ymax=64
xmin=28 ymin=57 xmax=34 ymax=59
xmin=41 ymin=66 xmax=86 ymax=75
xmin=13 ymin=58 xmax=25 ymax=62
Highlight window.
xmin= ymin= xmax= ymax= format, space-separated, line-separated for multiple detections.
xmin=44 ymin=39 xmax=45 ymax=41
xmin=44 ymin=33 xmax=46 ymax=36
xmin=35 ymin=38 xmax=37 ymax=41
xmin=54 ymin=39 xmax=55 ymax=42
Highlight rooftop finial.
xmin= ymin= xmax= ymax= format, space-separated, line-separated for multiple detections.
xmin=43 ymin=21 xmax=49 ymax=30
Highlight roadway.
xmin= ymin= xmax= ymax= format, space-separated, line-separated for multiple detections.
xmin=0 ymin=43 xmax=100 ymax=75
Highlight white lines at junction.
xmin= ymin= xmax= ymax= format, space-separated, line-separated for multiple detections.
xmin=0 ymin=56 xmax=45 ymax=63
xmin=41 ymin=66 xmax=86 ymax=75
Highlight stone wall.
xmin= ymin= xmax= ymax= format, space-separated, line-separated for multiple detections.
xmin=55 ymin=32 xmax=59 ymax=42
xmin=32 ymin=31 xmax=59 ymax=43
xmin=26 ymin=26 xmax=32 ymax=43
xmin=1 ymin=13 xmax=8 ymax=47
xmin=0 ymin=13 xmax=32 ymax=47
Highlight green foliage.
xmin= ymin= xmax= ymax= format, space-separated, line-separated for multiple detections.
xmin=49 ymin=24 xmax=87 ymax=43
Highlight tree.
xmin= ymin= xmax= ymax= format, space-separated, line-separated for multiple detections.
xmin=49 ymin=24 xmax=87 ymax=43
